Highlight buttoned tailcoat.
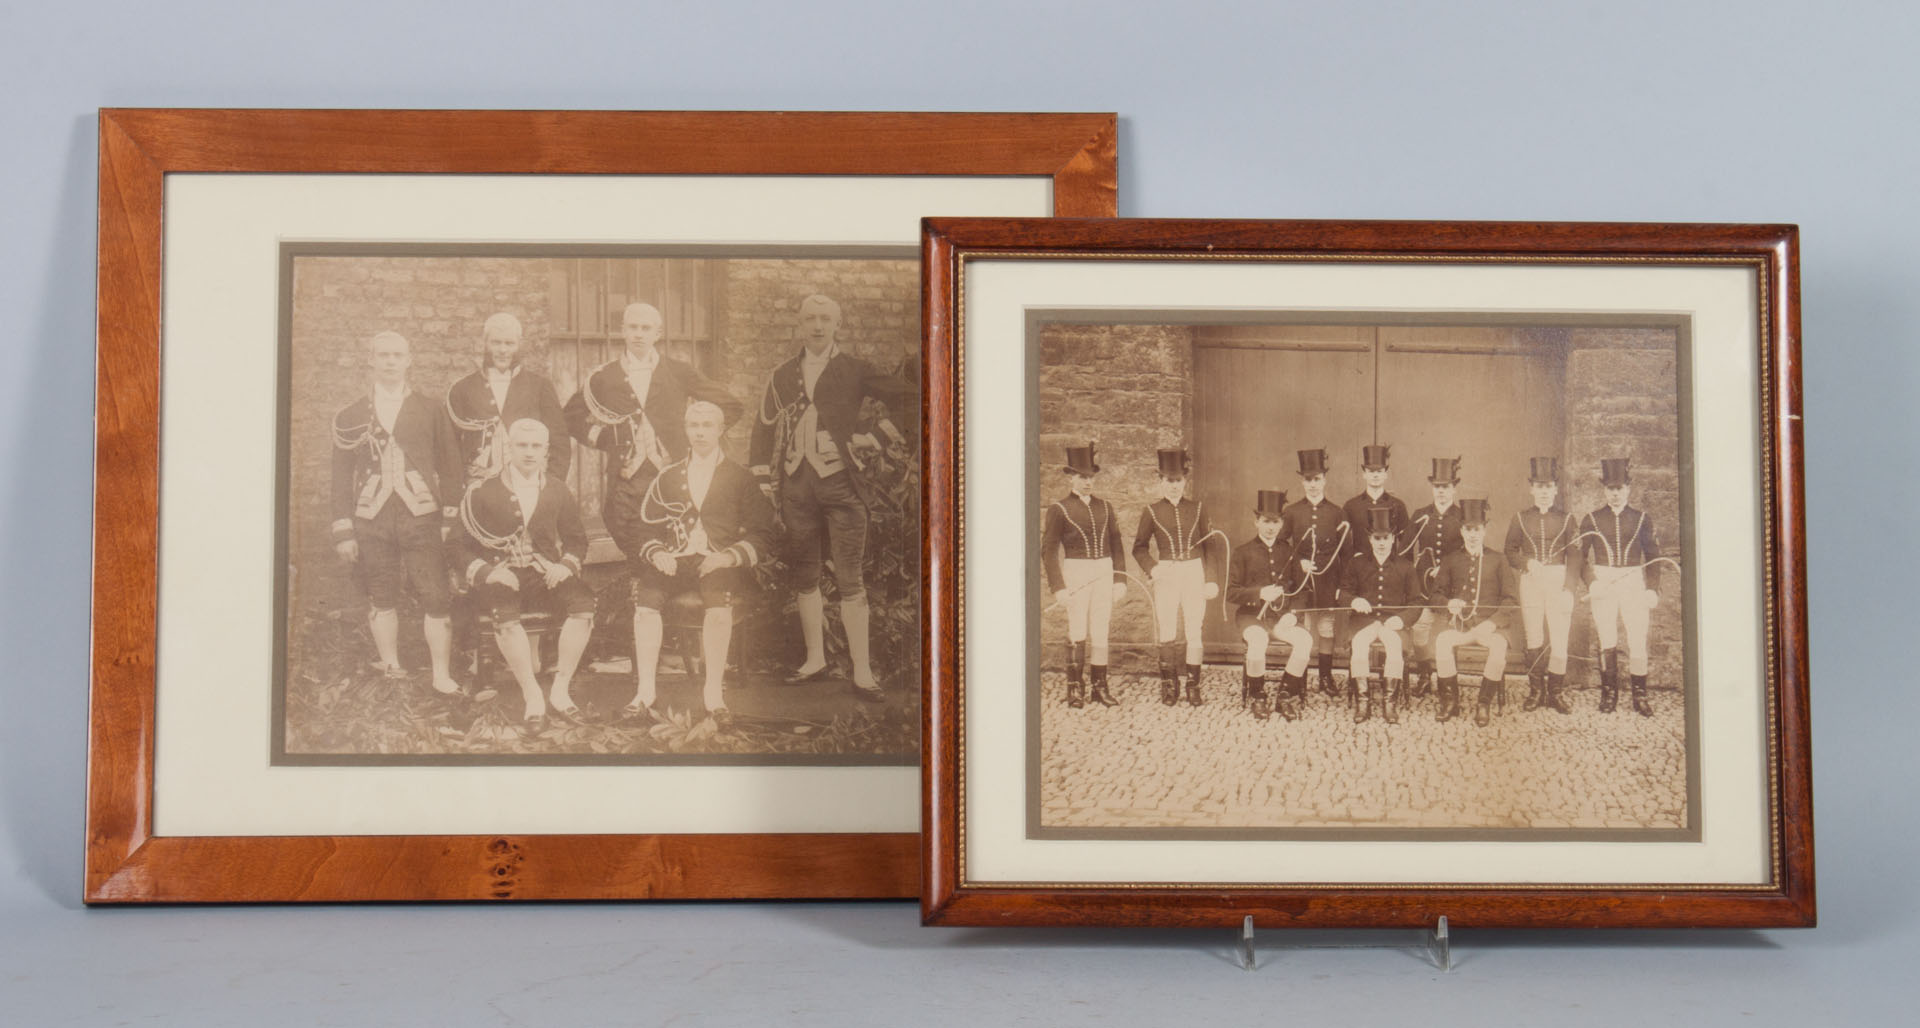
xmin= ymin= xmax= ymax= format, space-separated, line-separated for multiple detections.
xmin=1040 ymin=493 xmax=1126 ymax=593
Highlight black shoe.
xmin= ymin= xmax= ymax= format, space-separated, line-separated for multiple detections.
xmin=1598 ymin=649 xmax=1619 ymax=713
xmin=1159 ymin=670 xmax=1179 ymax=706
xmin=1474 ymin=678 xmax=1498 ymax=727
xmin=1544 ymin=672 xmax=1571 ymax=714
xmin=1246 ymin=674 xmax=1271 ymax=721
xmin=785 ymin=663 xmax=832 ymax=685
xmin=1088 ymin=666 xmax=1118 ymax=707
xmin=852 ymin=682 xmax=886 ymax=704
xmin=1185 ymin=665 xmax=1204 ymax=706
xmin=1383 ymin=678 xmax=1401 ymax=724
xmin=1522 ymin=649 xmax=1544 ymax=711
xmin=1435 ymin=676 xmax=1458 ymax=723
xmin=1630 ymin=674 xmax=1653 ymax=717
xmin=1066 ymin=666 xmax=1085 ymax=708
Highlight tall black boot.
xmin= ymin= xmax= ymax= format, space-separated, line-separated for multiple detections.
xmin=1474 ymin=677 xmax=1498 ymax=727
xmin=1277 ymin=672 xmax=1304 ymax=721
xmin=1383 ymin=677 xmax=1402 ymax=724
xmin=1311 ymin=651 xmax=1332 ymax=696
xmin=1544 ymin=671 xmax=1570 ymax=714
xmin=1598 ymin=648 xmax=1619 ymax=713
xmin=1630 ymin=673 xmax=1653 ymax=717
xmin=1435 ymin=675 xmax=1459 ymax=723
xmin=1065 ymin=641 xmax=1086 ymax=708
xmin=1351 ymin=677 xmax=1369 ymax=723
xmin=1522 ymin=647 xmax=1544 ymax=711
xmin=1158 ymin=644 xmax=1179 ymax=706
xmin=1408 ymin=659 xmax=1432 ymax=697
xmin=1245 ymin=673 xmax=1270 ymax=720
xmin=1185 ymin=664 xmax=1204 ymax=706
xmin=1088 ymin=664 xmax=1118 ymax=707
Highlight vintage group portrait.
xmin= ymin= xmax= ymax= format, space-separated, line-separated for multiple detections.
xmin=277 ymin=246 xmax=924 ymax=766
xmin=1030 ymin=312 xmax=1696 ymax=838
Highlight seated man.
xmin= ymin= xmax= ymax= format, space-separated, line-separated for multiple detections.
xmin=629 ymin=399 xmax=776 ymax=725
xmin=456 ymin=419 xmax=595 ymax=728
xmin=1225 ymin=489 xmax=1312 ymax=721
xmin=1338 ymin=507 xmax=1422 ymax=724
xmin=1431 ymin=498 xmax=1522 ymax=727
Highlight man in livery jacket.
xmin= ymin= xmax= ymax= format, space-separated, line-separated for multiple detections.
xmin=331 ymin=329 xmax=464 ymax=696
xmin=629 ymin=400 xmax=776 ymax=725
xmin=1225 ymin=489 xmax=1311 ymax=721
xmin=1280 ymin=448 xmax=1348 ymax=697
xmin=564 ymin=301 xmax=741 ymax=558
xmin=1399 ymin=457 xmax=1466 ymax=696
xmin=749 ymin=293 xmax=913 ymax=702
xmin=1131 ymin=448 xmax=1224 ymax=708
xmin=1430 ymin=498 xmax=1523 ymax=727
xmin=1576 ymin=457 xmax=1663 ymax=717
xmin=445 ymin=312 xmax=571 ymax=483
xmin=1337 ymin=506 xmax=1423 ymax=724
xmin=455 ymin=419 xmax=595 ymax=727
xmin=1041 ymin=443 xmax=1129 ymax=709
xmin=1504 ymin=457 xmax=1582 ymax=715
xmin=1342 ymin=445 xmax=1411 ymax=560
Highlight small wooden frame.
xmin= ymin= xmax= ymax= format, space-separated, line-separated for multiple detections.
xmin=921 ymin=217 xmax=1812 ymax=929
xmin=86 ymin=109 xmax=1115 ymax=903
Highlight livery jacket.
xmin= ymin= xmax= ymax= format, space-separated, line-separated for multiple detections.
xmin=1577 ymin=504 xmax=1662 ymax=589
xmin=1504 ymin=505 xmax=1583 ymax=578
xmin=455 ymin=469 xmax=588 ymax=586
xmin=330 ymin=388 xmax=462 ymax=543
xmin=1131 ymin=497 xmax=1222 ymax=580
xmin=1337 ymin=552 xmax=1423 ymax=628
xmin=445 ymin=366 xmax=571 ymax=482
xmin=1432 ymin=546 xmax=1522 ymax=634
xmin=1225 ymin=535 xmax=1297 ymax=621
xmin=748 ymin=347 xmax=914 ymax=505
xmin=1401 ymin=502 xmax=1465 ymax=596
xmin=1280 ymin=497 xmax=1348 ymax=607
xmin=633 ymin=455 xmax=776 ymax=570
xmin=1040 ymin=494 xmax=1126 ymax=593
xmin=1341 ymin=491 xmax=1411 ymax=559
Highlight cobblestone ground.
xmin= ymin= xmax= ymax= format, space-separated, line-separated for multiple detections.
xmin=1038 ymin=667 xmax=1687 ymax=831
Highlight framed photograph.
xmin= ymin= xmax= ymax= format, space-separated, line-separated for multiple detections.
xmin=921 ymin=218 xmax=1812 ymax=928
xmin=86 ymin=109 xmax=1115 ymax=902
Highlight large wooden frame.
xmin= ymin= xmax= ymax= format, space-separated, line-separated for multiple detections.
xmin=86 ymin=109 xmax=1115 ymax=903
xmin=921 ymin=217 xmax=1812 ymax=928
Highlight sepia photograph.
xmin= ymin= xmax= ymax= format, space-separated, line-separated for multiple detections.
xmin=1029 ymin=311 xmax=1696 ymax=838
xmin=275 ymin=246 xmax=923 ymax=765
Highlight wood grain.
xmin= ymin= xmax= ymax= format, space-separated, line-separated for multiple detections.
xmin=83 ymin=109 xmax=1116 ymax=904
xmin=920 ymin=218 xmax=1813 ymax=930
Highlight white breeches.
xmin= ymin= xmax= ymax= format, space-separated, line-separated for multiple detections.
xmin=1589 ymin=564 xmax=1651 ymax=675
xmin=1153 ymin=558 xmax=1205 ymax=663
xmin=1436 ymin=621 xmax=1508 ymax=680
xmin=1242 ymin=620 xmax=1312 ymax=676
xmin=1062 ymin=558 xmax=1116 ymax=663
xmin=1520 ymin=563 xmax=1574 ymax=673
xmin=1348 ymin=621 xmax=1405 ymax=681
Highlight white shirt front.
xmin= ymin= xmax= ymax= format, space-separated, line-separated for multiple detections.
xmin=621 ymin=345 xmax=661 ymax=405
xmin=686 ymin=449 xmax=720 ymax=509
xmin=504 ymin=464 xmax=543 ymax=522
xmin=800 ymin=342 xmax=838 ymax=399
xmin=372 ymin=381 xmax=407 ymax=433
xmin=485 ymin=366 xmax=514 ymax=414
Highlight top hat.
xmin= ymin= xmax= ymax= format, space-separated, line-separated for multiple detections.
xmin=1254 ymin=489 xmax=1288 ymax=518
xmin=1062 ymin=443 xmax=1100 ymax=476
xmin=1361 ymin=444 xmax=1391 ymax=470
xmin=1600 ymin=458 xmax=1632 ymax=487
xmin=1296 ymin=448 xmax=1330 ymax=476
xmin=1458 ymin=498 xmax=1491 ymax=525
xmin=1427 ymin=457 xmax=1462 ymax=485
xmin=1156 ymin=448 xmax=1191 ymax=478
xmin=1527 ymin=456 xmax=1560 ymax=484
xmin=1364 ymin=506 xmax=1396 ymax=537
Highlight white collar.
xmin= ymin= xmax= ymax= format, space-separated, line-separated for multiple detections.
xmin=504 ymin=464 xmax=543 ymax=492
xmin=372 ymin=380 xmax=409 ymax=402
xmin=687 ymin=448 xmax=722 ymax=470
xmin=801 ymin=342 xmax=839 ymax=364
xmin=621 ymin=346 xmax=661 ymax=374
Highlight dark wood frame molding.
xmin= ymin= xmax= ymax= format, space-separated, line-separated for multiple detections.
xmin=86 ymin=109 xmax=1116 ymax=903
xmin=920 ymin=217 xmax=1812 ymax=929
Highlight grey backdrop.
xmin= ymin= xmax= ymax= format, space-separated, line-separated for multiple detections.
xmin=1 ymin=1 xmax=1906 ymax=1024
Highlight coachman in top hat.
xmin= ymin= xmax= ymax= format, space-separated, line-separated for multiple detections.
xmin=1131 ymin=448 xmax=1224 ymax=707
xmin=1505 ymin=456 xmax=1581 ymax=714
xmin=1225 ymin=488 xmax=1313 ymax=720
xmin=1431 ymin=498 xmax=1522 ymax=727
xmin=1343 ymin=445 xmax=1410 ymax=559
xmin=1338 ymin=505 xmax=1422 ymax=723
xmin=1576 ymin=457 xmax=1662 ymax=716
xmin=1041 ymin=443 xmax=1129 ymax=708
xmin=1401 ymin=456 xmax=1466 ymax=695
xmin=1280 ymin=448 xmax=1348 ymax=696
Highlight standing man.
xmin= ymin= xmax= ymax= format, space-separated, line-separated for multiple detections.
xmin=1131 ymin=448 xmax=1223 ymax=707
xmin=1431 ymin=498 xmax=1522 ymax=727
xmin=749 ymin=293 xmax=913 ymax=702
xmin=1041 ymin=443 xmax=1129 ymax=709
xmin=1577 ymin=458 xmax=1662 ymax=717
xmin=455 ymin=419 xmax=595 ymax=727
xmin=1400 ymin=457 xmax=1466 ymax=696
xmin=445 ymin=312 xmax=571 ymax=484
xmin=1225 ymin=489 xmax=1312 ymax=721
xmin=1505 ymin=457 xmax=1580 ymax=714
xmin=566 ymin=301 xmax=741 ymax=707
xmin=1338 ymin=507 xmax=1422 ymax=724
xmin=330 ymin=330 xmax=464 ymax=696
xmin=1343 ymin=445 xmax=1410 ymax=559
xmin=1281 ymin=448 xmax=1347 ymax=697
xmin=628 ymin=400 xmax=776 ymax=726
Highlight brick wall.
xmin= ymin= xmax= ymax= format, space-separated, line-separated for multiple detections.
xmin=1036 ymin=323 xmax=1196 ymax=672
xmin=1561 ymin=327 xmax=1685 ymax=691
